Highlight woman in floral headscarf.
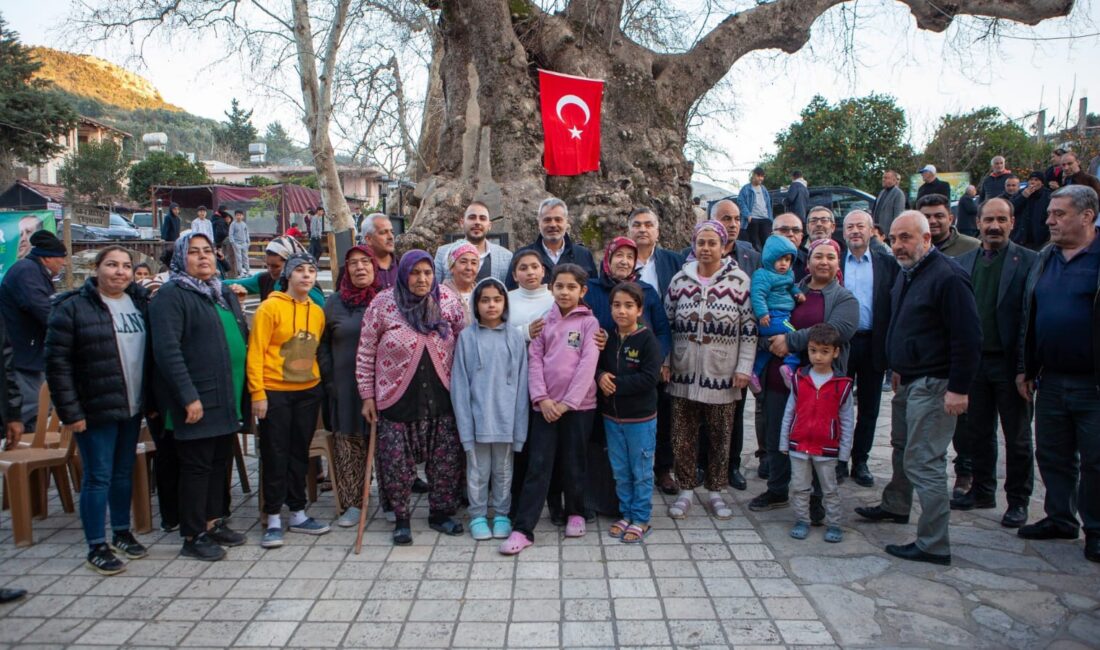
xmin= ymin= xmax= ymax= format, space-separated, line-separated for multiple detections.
xmin=663 ymin=221 xmax=756 ymax=521
xmin=442 ymin=242 xmax=480 ymax=326
xmin=319 ymin=245 xmax=382 ymax=528
xmin=356 ymin=250 xmax=467 ymax=545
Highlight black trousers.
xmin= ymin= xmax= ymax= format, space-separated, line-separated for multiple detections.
xmin=149 ymin=416 xmax=179 ymax=528
xmin=309 ymin=237 xmax=323 ymax=259
xmin=513 ymin=409 xmax=595 ymax=540
xmin=178 ymin=433 xmax=233 ymax=538
xmin=847 ymin=334 xmax=884 ymax=466
xmin=655 ymin=389 xmax=674 ymax=474
xmin=967 ymin=354 xmax=1034 ymax=506
xmin=763 ymin=386 xmax=792 ymax=496
xmin=259 ymin=387 xmax=322 ymax=515
xmin=953 ymin=414 xmax=973 ymax=478
xmin=740 ymin=218 xmax=773 ymax=252
xmin=1034 ymin=373 xmax=1100 ymax=534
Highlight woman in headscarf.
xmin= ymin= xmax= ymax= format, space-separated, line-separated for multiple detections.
xmin=356 ymin=250 xmax=467 ymax=545
xmin=224 ymin=235 xmax=324 ymax=306
xmin=586 ymin=236 xmax=671 ymax=356
xmin=664 ymin=221 xmax=756 ymax=520
xmin=319 ymin=245 xmax=381 ymax=528
xmin=149 ymin=232 xmax=250 ymax=562
xmin=248 ymin=252 xmax=328 ymax=548
xmin=46 ymin=245 xmax=152 ymax=575
xmin=749 ymin=237 xmax=858 ymax=515
xmin=441 ymin=242 xmax=480 ymax=326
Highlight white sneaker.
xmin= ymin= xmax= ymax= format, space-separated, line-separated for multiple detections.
xmin=336 ymin=507 xmax=361 ymax=528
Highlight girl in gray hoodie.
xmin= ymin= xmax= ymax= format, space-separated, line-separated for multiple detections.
xmin=451 ymin=278 xmax=529 ymax=541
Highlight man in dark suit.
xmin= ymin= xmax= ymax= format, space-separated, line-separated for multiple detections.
xmin=916 ymin=164 xmax=952 ymax=203
xmin=784 ymin=171 xmax=810 ymax=225
xmin=951 ymin=198 xmax=1038 ymax=528
xmin=841 ymin=210 xmax=899 ymax=488
xmin=505 ymin=197 xmax=598 ymax=289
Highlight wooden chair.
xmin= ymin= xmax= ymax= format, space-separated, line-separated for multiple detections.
xmin=0 ymin=384 xmax=76 ymax=547
xmin=307 ymin=427 xmax=341 ymax=510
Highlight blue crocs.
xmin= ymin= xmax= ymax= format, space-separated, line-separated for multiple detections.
xmin=261 ymin=527 xmax=284 ymax=548
xmin=789 ymin=520 xmax=810 ymax=540
xmin=289 ymin=517 xmax=330 ymax=535
xmin=824 ymin=525 xmax=843 ymax=543
xmin=469 ymin=517 xmax=492 ymax=541
xmin=491 ymin=516 xmax=512 ymax=539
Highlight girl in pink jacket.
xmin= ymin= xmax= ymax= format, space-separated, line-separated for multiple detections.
xmin=500 ymin=264 xmax=600 ymax=555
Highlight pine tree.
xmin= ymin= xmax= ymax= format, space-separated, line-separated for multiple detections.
xmin=215 ymin=98 xmax=257 ymax=161
xmin=263 ymin=121 xmax=302 ymax=165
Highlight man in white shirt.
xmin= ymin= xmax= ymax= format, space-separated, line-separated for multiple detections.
xmin=434 ymin=201 xmax=513 ymax=283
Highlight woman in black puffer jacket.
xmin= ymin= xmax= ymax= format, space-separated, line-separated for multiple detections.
xmin=46 ymin=246 xmax=152 ymax=576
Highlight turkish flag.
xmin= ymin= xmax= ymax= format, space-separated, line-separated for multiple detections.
xmin=539 ymin=69 xmax=604 ymax=176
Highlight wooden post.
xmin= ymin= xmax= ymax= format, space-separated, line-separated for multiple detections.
xmin=353 ymin=420 xmax=378 ymax=555
xmin=62 ymin=204 xmax=73 ymax=290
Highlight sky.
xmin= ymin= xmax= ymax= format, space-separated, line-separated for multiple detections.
xmin=5 ymin=0 xmax=1100 ymax=189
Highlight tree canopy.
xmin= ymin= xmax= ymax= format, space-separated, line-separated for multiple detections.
xmin=763 ymin=95 xmax=915 ymax=194
xmin=127 ymin=151 xmax=210 ymax=203
xmin=57 ymin=139 xmax=129 ymax=207
xmin=0 ymin=14 xmax=78 ymax=184
xmin=216 ymin=98 xmax=258 ymax=162
xmin=922 ymin=107 xmax=1049 ymax=183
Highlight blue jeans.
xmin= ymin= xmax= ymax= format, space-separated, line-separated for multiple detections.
xmin=604 ymin=417 xmax=656 ymax=524
xmin=752 ymin=310 xmax=800 ymax=378
xmin=74 ymin=414 xmax=142 ymax=545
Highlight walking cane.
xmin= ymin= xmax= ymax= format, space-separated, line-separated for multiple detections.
xmin=353 ymin=420 xmax=377 ymax=554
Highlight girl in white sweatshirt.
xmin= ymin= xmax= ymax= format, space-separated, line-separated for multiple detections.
xmin=507 ymin=250 xmax=554 ymax=341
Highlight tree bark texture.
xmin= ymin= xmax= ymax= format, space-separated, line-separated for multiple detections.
xmin=407 ymin=0 xmax=1072 ymax=254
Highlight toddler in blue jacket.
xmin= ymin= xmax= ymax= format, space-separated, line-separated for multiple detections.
xmin=749 ymin=234 xmax=805 ymax=393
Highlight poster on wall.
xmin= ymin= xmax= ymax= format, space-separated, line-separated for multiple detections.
xmin=0 ymin=211 xmax=58 ymax=279
xmin=908 ymin=172 xmax=972 ymax=203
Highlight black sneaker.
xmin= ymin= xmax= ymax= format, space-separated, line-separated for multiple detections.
xmin=207 ymin=519 xmax=247 ymax=547
xmin=110 ymin=531 xmax=148 ymax=559
xmin=748 ymin=491 xmax=789 ymax=512
xmin=86 ymin=543 xmax=126 ymax=576
xmin=180 ymin=533 xmax=227 ymax=562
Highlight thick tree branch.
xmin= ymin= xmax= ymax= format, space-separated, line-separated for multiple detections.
xmin=661 ymin=0 xmax=1074 ymax=103
xmin=564 ymin=0 xmax=626 ymax=39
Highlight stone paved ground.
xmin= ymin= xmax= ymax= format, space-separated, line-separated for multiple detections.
xmin=1 ymin=394 xmax=1098 ymax=649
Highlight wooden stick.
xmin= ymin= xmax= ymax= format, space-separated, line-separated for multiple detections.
xmin=353 ymin=420 xmax=378 ymax=554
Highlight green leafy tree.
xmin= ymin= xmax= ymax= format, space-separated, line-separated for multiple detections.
xmin=263 ymin=121 xmax=302 ymax=164
xmin=215 ymin=98 xmax=257 ymax=160
xmin=922 ymin=107 xmax=1049 ymax=183
xmin=57 ymin=139 xmax=129 ymax=207
xmin=127 ymin=151 xmax=210 ymax=203
xmin=763 ymin=94 xmax=915 ymax=194
xmin=245 ymin=174 xmax=277 ymax=187
xmin=0 ymin=15 xmax=78 ymax=184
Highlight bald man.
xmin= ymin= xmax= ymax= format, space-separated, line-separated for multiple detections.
xmin=856 ymin=211 xmax=980 ymax=565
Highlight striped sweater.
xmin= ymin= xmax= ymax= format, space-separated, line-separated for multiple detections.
xmin=664 ymin=259 xmax=757 ymax=405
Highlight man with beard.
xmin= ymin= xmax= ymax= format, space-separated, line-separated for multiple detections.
xmin=951 ymin=198 xmax=1036 ymax=529
xmin=1058 ymin=152 xmax=1100 ymax=200
xmin=697 ymin=199 xmax=760 ymax=274
xmin=435 ymin=201 xmax=513 ymax=283
xmin=506 ymin=198 xmax=597 ymax=289
xmin=919 ymin=194 xmax=980 ymax=258
xmin=359 ymin=213 xmax=398 ymax=289
xmin=806 ymin=205 xmax=847 ymax=255
xmin=856 ymin=211 xmax=980 ymax=565
xmin=978 ymin=156 xmax=1012 ymax=203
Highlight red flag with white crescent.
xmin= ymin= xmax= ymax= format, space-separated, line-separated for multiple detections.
xmin=538 ymin=69 xmax=604 ymax=176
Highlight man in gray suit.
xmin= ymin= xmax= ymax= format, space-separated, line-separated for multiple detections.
xmin=873 ymin=169 xmax=906 ymax=234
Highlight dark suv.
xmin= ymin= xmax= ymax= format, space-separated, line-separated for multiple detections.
xmin=709 ymin=185 xmax=876 ymax=223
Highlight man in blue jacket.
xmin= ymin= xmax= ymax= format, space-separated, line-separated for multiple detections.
xmin=0 ymin=230 xmax=67 ymax=429
xmin=736 ymin=167 xmax=773 ymax=251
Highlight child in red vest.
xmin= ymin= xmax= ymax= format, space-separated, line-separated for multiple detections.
xmin=779 ymin=323 xmax=854 ymax=543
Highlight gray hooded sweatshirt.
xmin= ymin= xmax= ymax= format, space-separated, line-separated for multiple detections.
xmin=450 ymin=279 xmax=529 ymax=451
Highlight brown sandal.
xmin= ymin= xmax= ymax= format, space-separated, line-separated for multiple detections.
xmin=621 ymin=524 xmax=652 ymax=544
xmin=608 ymin=519 xmax=630 ymax=539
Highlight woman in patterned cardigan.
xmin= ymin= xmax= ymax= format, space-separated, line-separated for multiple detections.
xmin=663 ymin=221 xmax=757 ymax=521
xmin=356 ymin=250 xmax=468 ymax=545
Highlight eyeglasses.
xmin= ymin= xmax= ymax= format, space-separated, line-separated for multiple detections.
xmin=808 ymin=217 xmax=833 ymax=225
xmin=774 ymin=226 xmax=803 ymax=235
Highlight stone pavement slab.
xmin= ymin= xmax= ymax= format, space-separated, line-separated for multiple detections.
xmin=2 ymin=393 xmax=1098 ymax=648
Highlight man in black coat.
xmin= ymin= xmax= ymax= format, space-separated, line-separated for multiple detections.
xmin=841 ymin=210 xmax=898 ymax=488
xmin=857 ymin=210 xmax=981 ymax=565
xmin=0 ymin=230 xmax=67 ymax=429
xmin=955 ymin=185 xmax=980 ymax=237
xmin=161 ymin=202 xmax=182 ymax=243
xmin=783 ymin=171 xmax=810 ymax=224
xmin=916 ymin=164 xmax=952 ymax=203
xmin=1011 ymin=172 xmax=1052 ymax=249
xmin=505 ymin=197 xmax=597 ymax=289
xmin=950 ymin=198 xmax=1037 ymax=529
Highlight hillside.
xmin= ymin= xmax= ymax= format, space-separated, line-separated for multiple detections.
xmin=30 ymin=47 xmax=183 ymax=113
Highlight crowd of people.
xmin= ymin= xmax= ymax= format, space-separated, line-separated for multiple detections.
xmin=0 ymin=156 xmax=1097 ymax=587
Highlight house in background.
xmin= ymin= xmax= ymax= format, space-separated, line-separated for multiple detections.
xmin=204 ymin=161 xmax=385 ymax=207
xmin=18 ymin=116 xmax=132 ymax=186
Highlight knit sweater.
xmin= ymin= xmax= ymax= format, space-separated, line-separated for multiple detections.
xmin=507 ymin=286 xmax=555 ymax=342
xmin=664 ymin=259 xmax=757 ymax=405
xmin=355 ymin=286 xmax=466 ymax=410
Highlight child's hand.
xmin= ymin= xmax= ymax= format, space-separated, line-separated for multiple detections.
xmin=781 ymin=450 xmax=789 ymax=455
xmin=594 ymin=328 xmax=608 ymax=351
xmin=599 ymin=373 xmax=617 ymax=396
xmin=528 ymin=318 xmax=545 ymax=339
xmin=795 ymin=293 xmax=806 ymax=304
xmin=759 ymin=314 xmax=771 ymax=328
xmin=539 ymin=399 xmax=559 ymax=422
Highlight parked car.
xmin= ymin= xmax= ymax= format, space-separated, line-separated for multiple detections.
xmin=766 ymin=185 xmax=877 ymax=222
xmin=101 ymin=213 xmax=141 ymax=240
xmin=68 ymin=223 xmax=111 ymax=241
xmin=131 ymin=212 xmax=153 ymax=228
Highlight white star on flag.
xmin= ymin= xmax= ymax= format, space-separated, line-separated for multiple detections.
xmin=568 ymin=126 xmax=583 ymax=139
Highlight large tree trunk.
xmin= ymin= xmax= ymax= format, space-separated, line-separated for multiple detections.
xmin=407 ymin=0 xmax=1073 ymax=254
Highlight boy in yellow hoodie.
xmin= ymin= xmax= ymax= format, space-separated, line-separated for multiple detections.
xmin=247 ymin=253 xmax=328 ymax=548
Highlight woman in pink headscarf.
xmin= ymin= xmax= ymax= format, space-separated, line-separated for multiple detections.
xmin=442 ymin=242 xmax=480 ymax=326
